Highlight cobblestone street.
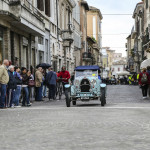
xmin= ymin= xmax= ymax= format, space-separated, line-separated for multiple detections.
xmin=1 ymin=85 xmax=150 ymax=150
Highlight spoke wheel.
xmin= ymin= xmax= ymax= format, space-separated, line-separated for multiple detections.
xmin=100 ymin=88 xmax=106 ymax=107
xmin=65 ymin=88 xmax=71 ymax=107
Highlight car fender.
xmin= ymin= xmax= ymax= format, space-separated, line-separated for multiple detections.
xmin=100 ymin=83 xmax=107 ymax=96
xmin=64 ymin=84 xmax=71 ymax=88
xmin=100 ymin=83 xmax=106 ymax=88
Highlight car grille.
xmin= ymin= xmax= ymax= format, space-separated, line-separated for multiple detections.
xmin=80 ymin=79 xmax=90 ymax=92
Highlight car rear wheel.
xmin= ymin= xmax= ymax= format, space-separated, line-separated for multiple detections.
xmin=100 ymin=88 xmax=106 ymax=106
xmin=65 ymin=88 xmax=71 ymax=107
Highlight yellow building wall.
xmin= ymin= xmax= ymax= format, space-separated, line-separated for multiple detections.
xmin=87 ymin=11 xmax=98 ymax=41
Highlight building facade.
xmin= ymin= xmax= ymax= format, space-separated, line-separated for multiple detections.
xmin=79 ymin=0 xmax=89 ymax=66
xmin=87 ymin=6 xmax=103 ymax=66
xmin=73 ymin=0 xmax=81 ymax=67
xmin=132 ymin=2 xmax=144 ymax=73
xmin=0 ymin=0 xmax=46 ymax=68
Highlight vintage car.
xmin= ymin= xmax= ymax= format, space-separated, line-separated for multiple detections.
xmin=64 ymin=65 xmax=107 ymax=107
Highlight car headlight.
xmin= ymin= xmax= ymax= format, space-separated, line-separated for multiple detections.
xmin=74 ymin=80 xmax=80 ymax=86
xmin=91 ymin=79 xmax=96 ymax=85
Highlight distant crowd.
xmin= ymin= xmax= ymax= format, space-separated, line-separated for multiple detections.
xmin=0 ymin=59 xmax=70 ymax=109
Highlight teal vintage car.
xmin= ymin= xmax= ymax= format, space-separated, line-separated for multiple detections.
xmin=65 ymin=65 xmax=107 ymax=107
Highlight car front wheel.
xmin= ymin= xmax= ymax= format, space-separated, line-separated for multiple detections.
xmin=100 ymin=88 xmax=106 ymax=106
xmin=65 ymin=88 xmax=71 ymax=107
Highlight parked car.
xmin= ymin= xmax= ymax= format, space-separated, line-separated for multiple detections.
xmin=64 ymin=65 xmax=107 ymax=107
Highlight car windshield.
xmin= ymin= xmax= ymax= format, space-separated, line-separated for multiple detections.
xmin=75 ymin=70 xmax=98 ymax=78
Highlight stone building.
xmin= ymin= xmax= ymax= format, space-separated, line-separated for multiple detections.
xmin=73 ymin=0 xmax=81 ymax=67
xmin=0 ymin=0 xmax=46 ymax=68
xmin=126 ymin=34 xmax=135 ymax=72
xmin=132 ymin=2 xmax=144 ymax=73
xmin=101 ymin=48 xmax=108 ymax=78
xmin=106 ymin=47 xmax=115 ymax=77
xmin=58 ymin=0 xmax=76 ymax=73
xmin=87 ymin=6 xmax=103 ymax=66
xmin=79 ymin=0 xmax=89 ymax=66
xmin=143 ymin=0 xmax=150 ymax=58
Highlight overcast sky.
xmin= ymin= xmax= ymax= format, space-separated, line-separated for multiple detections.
xmin=86 ymin=0 xmax=142 ymax=56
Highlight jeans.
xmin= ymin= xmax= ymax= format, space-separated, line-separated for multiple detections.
xmin=22 ymin=87 xmax=30 ymax=105
xmin=14 ymin=86 xmax=21 ymax=106
xmin=35 ymin=84 xmax=43 ymax=101
xmin=42 ymin=85 xmax=47 ymax=97
xmin=141 ymin=84 xmax=148 ymax=97
xmin=48 ymin=84 xmax=56 ymax=99
xmin=62 ymin=82 xmax=69 ymax=92
xmin=29 ymin=87 xmax=34 ymax=101
xmin=7 ymin=89 xmax=15 ymax=107
xmin=0 ymin=84 xmax=7 ymax=108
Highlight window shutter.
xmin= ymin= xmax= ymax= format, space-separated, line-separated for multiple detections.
xmin=45 ymin=0 xmax=50 ymax=17
xmin=37 ymin=0 xmax=44 ymax=11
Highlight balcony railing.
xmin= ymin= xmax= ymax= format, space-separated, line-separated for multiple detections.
xmin=82 ymin=52 xmax=92 ymax=59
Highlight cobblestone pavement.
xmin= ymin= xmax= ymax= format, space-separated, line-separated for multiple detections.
xmin=1 ymin=85 xmax=150 ymax=150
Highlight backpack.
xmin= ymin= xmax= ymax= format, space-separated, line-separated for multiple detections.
xmin=141 ymin=73 xmax=148 ymax=84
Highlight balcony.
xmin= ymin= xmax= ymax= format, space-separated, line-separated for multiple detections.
xmin=82 ymin=52 xmax=92 ymax=62
xmin=62 ymin=29 xmax=74 ymax=44
xmin=0 ymin=0 xmax=45 ymax=35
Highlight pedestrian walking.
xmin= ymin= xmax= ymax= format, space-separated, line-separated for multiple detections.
xmin=46 ymin=67 xmax=57 ymax=100
xmin=139 ymin=68 xmax=149 ymax=99
xmin=21 ymin=67 xmax=32 ymax=106
xmin=35 ymin=67 xmax=43 ymax=101
xmin=7 ymin=65 xmax=17 ymax=108
xmin=0 ymin=60 xmax=9 ymax=109
xmin=58 ymin=66 xmax=70 ymax=91
xmin=14 ymin=66 xmax=22 ymax=107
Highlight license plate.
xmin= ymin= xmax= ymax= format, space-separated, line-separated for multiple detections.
xmin=81 ymin=97 xmax=89 ymax=100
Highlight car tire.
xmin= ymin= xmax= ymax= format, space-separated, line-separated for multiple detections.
xmin=65 ymin=88 xmax=71 ymax=107
xmin=101 ymin=88 xmax=106 ymax=106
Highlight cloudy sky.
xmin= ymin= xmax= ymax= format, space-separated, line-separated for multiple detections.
xmin=86 ymin=0 xmax=142 ymax=56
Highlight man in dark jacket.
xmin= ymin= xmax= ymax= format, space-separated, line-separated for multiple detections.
xmin=46 ymin=67 xmax=57 ymax=100
xmin=7 ymin=65 xmax=17 ymax=108
xmin=21 ymin=67 xmax=31 ymax=107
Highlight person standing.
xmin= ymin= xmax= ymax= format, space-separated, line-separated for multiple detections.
xmin=58 ymin=66 xmax=70 ymax=91
xmin=46 ymin=67 xmax=57 ymax=100
xmin=14 ymin=67 xmax=22 ymax=107
xmin=147 ymin=66 xmax=150 ymax=97
xmin=21 ymin=67 xmax=31 ymax=106
xmin=139 ymin=68 xmax=149 ymax=99
xmin=35 ymin=67 xmax=43 ymax=101
xmin=7 ymin=65 xmax=17 ymax=108
xmin=0 ymin=60 xmax=9 ymax=109
xmin=42 ymin=69 xmax=47 ymax=98
xmin=28 ymin=70 xmax=35 ymax=102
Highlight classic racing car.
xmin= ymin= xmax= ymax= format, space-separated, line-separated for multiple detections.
xmin=64 ymin=65 xmax=107 ymax=107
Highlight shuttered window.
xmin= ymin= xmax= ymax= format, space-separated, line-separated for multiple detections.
xmin=45 ymin=0 xmax=50 ymax=17
xmin=37 ymin=0 xmax=44 ymax=11
xmin=146 ymin=0 xmax=148 ymax=9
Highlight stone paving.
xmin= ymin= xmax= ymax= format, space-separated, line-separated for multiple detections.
xmin=1 ymin=85 xmax=150 ymax=150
